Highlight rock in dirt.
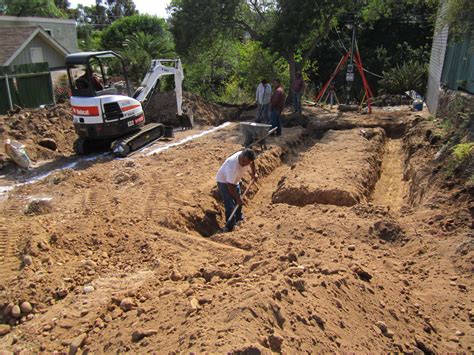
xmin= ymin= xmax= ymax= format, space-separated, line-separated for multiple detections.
xmin=370 ymin=219 xmax=405 ymax=242
xmin=289 ymin=278 xmax=306 ymax=292
xmin=22 ymin=255 xmax=33 ymax=266
xmin=338 ymin=104 xmax=360 ymax=112
xmin=83 ymin=286 xmax=95 ymax=294
xmin=375 ymin=321 xmax=388 ymax=333
xmin=0 ymin=324 xmax=11 ymax=335
xmin=69 ymin=333 xmax=87 ymax=355
xmin=119 ymin=298 xmax=134 ymax=312
xmin=284 ymin=266 xmax=305 ymax=277
xmin=170 ymin=269 xmax=183 ymax=281
xmin=267 ymin=334 xmax=283 ymax=352
xmin=190 ymin=297 xmax=200 ymax=310
xmin=131 ymin=328 xmax=158 ymax=342
xmin=352 ymin=265 xmax=372 ymax=282
xmin=231 ymin=345 xmax=262 ymax=355
xmin=38 ymin=138 xmax=57 ymax=151
xmin=10 ymin=305 xmax=21 ymax=319
xmin=3 ymin=303 xmax=14 ymax=317
xmin=375 ymin=321 xmax=394 ymax=337
xmin=20 ymin=302 xmax=32 ymax=314
xmin=25 ymin=199 xmax=53 ymax=215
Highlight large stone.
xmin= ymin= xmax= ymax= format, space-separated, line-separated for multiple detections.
xmin=10 ymin=305 xmax=21 ymax=319
xmin=20 ymin=302 xmax=32 ymax=314
xmin=22 ymin=255 xmax=33 ymax=266
xmin=371 ymin=219 xmax=405 ymax=242
xmin=119 ymin=298 xmax=134 ymax=312
xmin=69 ymin=333 xmax=87 ymax=355
xmin=38 ymin=138 xmax=57 ymax=151
xmin=0 ymin=324 xmax=11 ymax=335
xmin=131 ymin=329 xmax=158 ymax=342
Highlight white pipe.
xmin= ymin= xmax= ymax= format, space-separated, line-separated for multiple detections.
xmin=144 ymin=122 xmax=231 ymax=156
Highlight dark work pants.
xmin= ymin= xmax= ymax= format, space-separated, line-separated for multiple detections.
xmin=217 ymin=182 xmax=242 ymax=230
xmin=270 ymin=108 xmax=282 ymax=136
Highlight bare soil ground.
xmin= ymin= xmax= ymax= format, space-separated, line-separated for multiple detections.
xmin=0 ymin=104 xmax=472 ymax=353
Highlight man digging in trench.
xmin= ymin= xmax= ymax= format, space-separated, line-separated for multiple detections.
xmin=216 ymin=148 xmax=257 ymax=231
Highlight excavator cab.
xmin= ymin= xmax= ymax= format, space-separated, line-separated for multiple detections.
xmin=66 ymin=51 xmax=132 ymax=98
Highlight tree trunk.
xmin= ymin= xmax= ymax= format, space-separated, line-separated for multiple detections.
xmin=286 ymin=52 xmax=302 ymax=105
xmin=285 ymin=52 xmax=295 ymax=104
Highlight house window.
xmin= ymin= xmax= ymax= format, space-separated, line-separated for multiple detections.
xmin=30 ymin=47 xmax=44 ymax=63
xmin=45 ymin=29 xmax=53 ymax=37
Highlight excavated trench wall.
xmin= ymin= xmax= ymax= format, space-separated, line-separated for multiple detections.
xmin=191 ymin=127 xmax=310 ymax=237
xmin=272 ymin=128 xmax=385 ymax=207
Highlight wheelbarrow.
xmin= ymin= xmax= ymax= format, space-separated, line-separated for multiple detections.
xmin=240 ymin=122 xmax=274 ymax=151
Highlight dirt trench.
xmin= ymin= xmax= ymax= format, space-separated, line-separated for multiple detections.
xmin=0 ymin=108 xmax=472 ymax=353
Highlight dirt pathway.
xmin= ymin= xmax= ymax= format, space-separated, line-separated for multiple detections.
xmin=371 ymin=139 xmax=407 ymax=212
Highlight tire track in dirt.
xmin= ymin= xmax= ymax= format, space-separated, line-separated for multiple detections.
xmin=83 ymin=186 xmax=112 ymax=214
xmin=0 ymin=223 xmax=20 ymax=284
xmin=144 ymin=173 xmax=159 ymax=218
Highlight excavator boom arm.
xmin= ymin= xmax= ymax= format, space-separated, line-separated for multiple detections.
xmin=134 ymin=59 xmax=184 ymax=115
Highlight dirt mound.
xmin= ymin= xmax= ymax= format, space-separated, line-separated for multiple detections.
xmin=370 ymin=219 xmax=406 ymax=242
xmin=0 ymin=103 xmax=75 ymax=169
xmin=272 ymin=128 xmax=385 ymax=206
xmin=145 ymin=91 xmax=236 ymax=127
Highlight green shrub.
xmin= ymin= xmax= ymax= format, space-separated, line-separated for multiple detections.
xmin=379 ymin=60 xmax=427 ymax=95
xmin=54 ymin=74 xmax=71 ymax=103
xmin=452 ymin=143 xmax=474 ymax=163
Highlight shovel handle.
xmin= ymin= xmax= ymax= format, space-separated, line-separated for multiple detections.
xmin=249 ymin=127 xmax=277 ymax=148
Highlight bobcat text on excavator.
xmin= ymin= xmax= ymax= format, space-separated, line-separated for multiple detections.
xmin=65 ymin=51 xmax=192 ymax=157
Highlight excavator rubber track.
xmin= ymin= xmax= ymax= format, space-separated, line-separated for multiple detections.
xmin=112 ymin=123 xmax=165 ymax=157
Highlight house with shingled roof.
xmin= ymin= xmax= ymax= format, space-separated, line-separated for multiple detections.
xmin=0 ymin=25 xmax=70 ymax=70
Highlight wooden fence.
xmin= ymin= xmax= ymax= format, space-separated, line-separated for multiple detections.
xmin=0 ymin=62 xmax=55 ymax=114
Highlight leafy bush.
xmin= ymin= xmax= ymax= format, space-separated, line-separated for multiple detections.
xmin=54 ymin=74 xmax=71 ymax=103
xmin=452 ymin=143 xmax=474 ymax=163
xmin=379 ymin=60 xmax=427 ymax=95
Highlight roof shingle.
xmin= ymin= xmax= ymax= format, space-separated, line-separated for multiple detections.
xmin=0 ymin=26 xmax=39 ymax=65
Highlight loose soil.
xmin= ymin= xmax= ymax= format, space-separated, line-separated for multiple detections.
xmin=371 ymin=139 xmax=407 ymax=212
xmin=0 ymin=104 xmax=472 ymax=353
xmin=0 ymin=93 xmax=229 ymax=177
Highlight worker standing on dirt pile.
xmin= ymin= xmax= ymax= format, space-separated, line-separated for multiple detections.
xmin=270 ymin=79 xmax=286 ymax=136
xmin=255 ymin=79 xmax=272 ymax=123
xmin=292 ymin=71 xmax=305 ymax=114
xmin=216 ymin=148 xmax=257 ymax=231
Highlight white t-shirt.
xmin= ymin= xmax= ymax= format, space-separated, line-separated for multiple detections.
xmin=216 ymin=151 xmax=250 ymax=185
xmin=256 ymin=83 xmax=272 ymax=105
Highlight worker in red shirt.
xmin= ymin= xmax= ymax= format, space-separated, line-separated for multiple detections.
xmin=269 ymin=79 xmax=285 ymax=136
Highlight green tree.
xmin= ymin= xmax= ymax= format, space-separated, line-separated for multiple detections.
xmin=169 ymin=0 xmax=348 ymax=89
xmin=442 ymin=0 xmax=474 ymax=37
xmin=101 ymin=14 xmax=170 ymax=50
xmin=1 ymin=0 xmax=65 ymax=17
xmin=304 ymin=0 xmax=437 ymax=97
xmin=100 ymin=15 xmax=175 ymax=84
xmin=74 ymin=0 xmax=137 ymax=27
xmin=121 ymin=31 xmax=175 ymax=83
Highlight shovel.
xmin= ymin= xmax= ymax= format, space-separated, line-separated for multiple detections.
xmin=223 ymin=178 xmax=256 ymax=232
